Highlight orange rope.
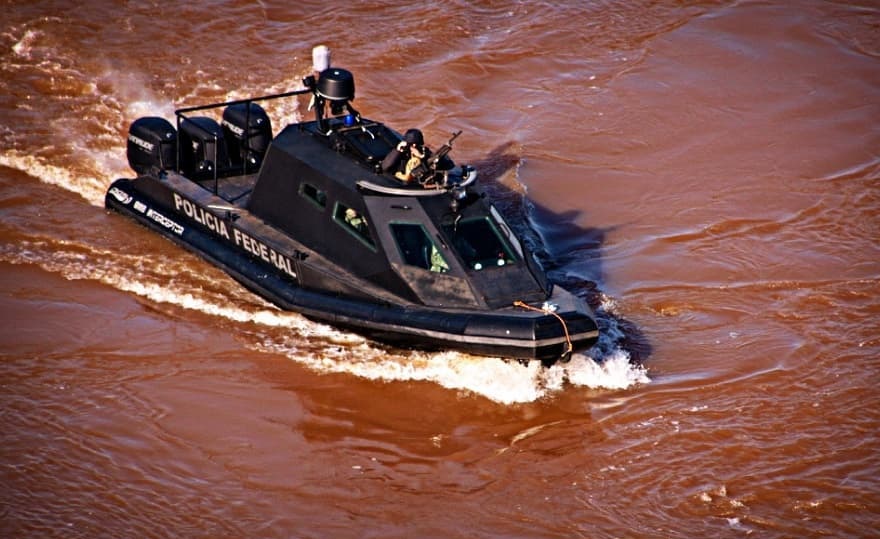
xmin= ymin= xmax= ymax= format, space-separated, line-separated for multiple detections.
xmin=513 ymin=300 xmax=573 ymax=357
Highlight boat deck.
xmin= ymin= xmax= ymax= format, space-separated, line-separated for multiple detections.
xmin=195 ymin=172 xmax=258 ymax=206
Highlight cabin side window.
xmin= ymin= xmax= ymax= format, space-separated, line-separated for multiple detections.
xmin=299 ymin=182 xmax=327 ymax=210
xmin=441 ymin=216 xmax=517 ymax=271
xmin=334 ymin=203 xmax=375 ymax=249
xmin=389 ymin=223 xmax=449 ymax=273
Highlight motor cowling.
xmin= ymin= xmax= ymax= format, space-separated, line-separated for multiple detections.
xmin=178 ymin=116 xmax=228 ymax=178
xmin=127 ymin=117 xmax=176 ymax=175
xmin=221 ymin=102 xmax=272 ymax=170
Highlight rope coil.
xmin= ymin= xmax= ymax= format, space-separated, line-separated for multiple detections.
xmin=513 ymin=300 xmax=573 ymax=358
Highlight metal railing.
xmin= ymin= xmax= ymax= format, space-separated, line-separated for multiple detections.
xmin=174 ymin=88 xmax=311 ymax=195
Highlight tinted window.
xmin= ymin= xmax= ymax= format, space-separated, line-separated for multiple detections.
xmin=334 ymin=203 xmax=375 ymax=248
xmin=300 ymin=183 xmax=327 ymax=209
xmin=442 ymin=217 xmax=517 ymax=270
xmin=390 ymin=223 xmax=449 ymax=273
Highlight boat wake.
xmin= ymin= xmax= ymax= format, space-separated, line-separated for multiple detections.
xmin=0 ymin=233 xmax=649 ymax=404
xmin=0 ymin=150 xmax=113 ymax=208
xmin=258 ymin=332 xmax=648 ymax=404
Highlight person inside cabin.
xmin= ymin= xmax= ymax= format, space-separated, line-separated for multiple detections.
xmin=429 ymin=244 xmax=449 ymax=273
xmin=381 ymin=128 xmax=430 ymax=183
xmin=344 ymin=207 xmax=368 ymax=234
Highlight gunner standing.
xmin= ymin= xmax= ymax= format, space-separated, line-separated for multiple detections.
xmin=382 ymin=129 xmax=430 ymax=183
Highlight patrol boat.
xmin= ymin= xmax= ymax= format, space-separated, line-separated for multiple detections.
xmin=105 ymin=56 xmax=599 ymax=363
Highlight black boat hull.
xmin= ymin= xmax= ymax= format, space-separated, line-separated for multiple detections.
xmin=105 ymin=177 xmax=598 ymax=362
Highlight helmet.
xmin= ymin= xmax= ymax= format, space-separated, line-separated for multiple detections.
xmin=403 ymin=129 xmax=424 ymax=147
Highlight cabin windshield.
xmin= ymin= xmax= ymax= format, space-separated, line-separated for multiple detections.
xmin=442 ymin=216 xmax=518 ymax=271
xmin=390 ymin=223 xmax=449 ymax=273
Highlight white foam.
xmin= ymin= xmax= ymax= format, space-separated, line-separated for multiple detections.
xmin=12 ymin=29 xmax=40 ymax=58
xmin=0 ymin=77 xmax=306 ymax=212
xmin=258 ymin=335 xmax=649 ymax=404
xmin=561 ymin=350 xmax=650 ymax=389
xmin=3 ymin=238 xmax=365 ymax=338
xmin=0 ymin=84 xmax=181 ymax=207
xmin=0 ymin=151 xmax=107 ymax=206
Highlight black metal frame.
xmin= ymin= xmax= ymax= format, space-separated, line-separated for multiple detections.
xmin=174 ymin=88 xmax=311 ymax=195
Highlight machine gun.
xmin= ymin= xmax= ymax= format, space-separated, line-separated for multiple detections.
xmin=427 ymin=130 xmax=461 ymax=169
xmin=412 ymin=130 xmax=463 ymax=184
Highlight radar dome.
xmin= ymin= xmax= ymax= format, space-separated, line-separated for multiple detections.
xmin=317 ymin=68 xmax=355 ymax=101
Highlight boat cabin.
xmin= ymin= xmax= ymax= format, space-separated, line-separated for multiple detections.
xmin=127 ymin=67 xmax=553 ymax=310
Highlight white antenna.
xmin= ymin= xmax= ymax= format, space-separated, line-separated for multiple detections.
xmin=312 ymin=45 xmax=331 ymax=73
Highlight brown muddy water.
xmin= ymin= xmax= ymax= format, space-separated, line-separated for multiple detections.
xmin=1 ymin=1 xmax=878 ymax=537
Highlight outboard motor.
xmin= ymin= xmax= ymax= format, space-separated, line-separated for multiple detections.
xmin=178 ymin=116 xmax=228 ymax=178
xmin=221 ymin=102 xmax=272 ymax=171
xmin=127 ymin=117 xmax=176 ymax=174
